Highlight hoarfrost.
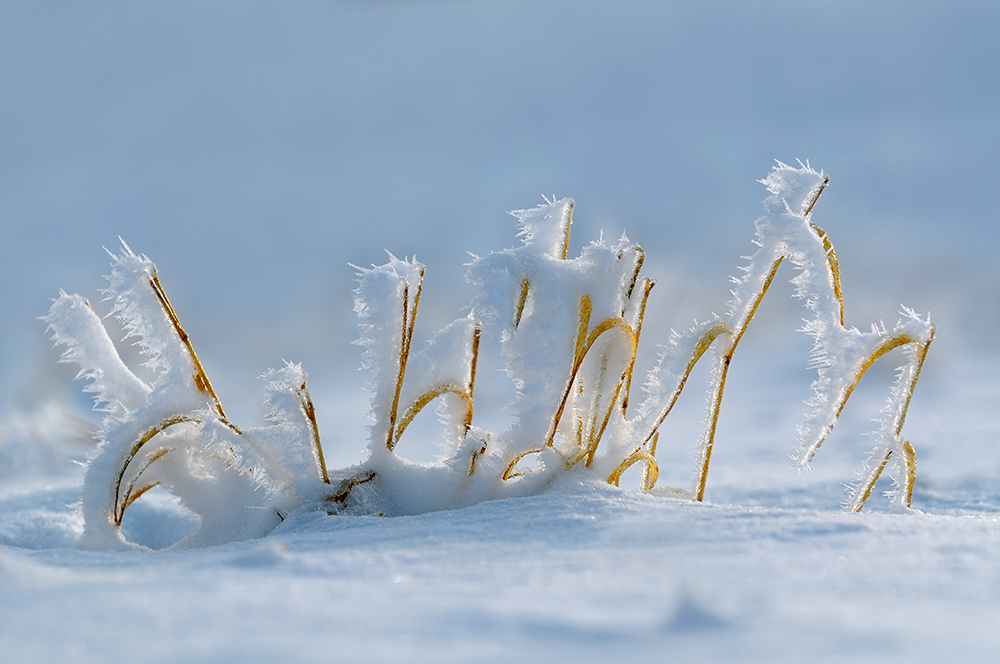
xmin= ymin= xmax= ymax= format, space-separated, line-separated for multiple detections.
xmin=44 ymin=162 xmax=935 ymax=549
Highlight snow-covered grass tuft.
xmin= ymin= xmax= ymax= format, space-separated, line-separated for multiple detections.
xmin=42 ymin=162 xmax=935 ymax=549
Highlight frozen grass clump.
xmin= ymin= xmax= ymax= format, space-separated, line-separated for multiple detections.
xmin=43 ymin=244 xmax=317 ymax=549
xmin=44 ymin=162 xmax=935 ymax=549
xmin=632 ymin=162 xmax=934 ymax=511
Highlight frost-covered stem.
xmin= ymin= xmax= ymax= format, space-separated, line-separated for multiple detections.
xmin=892 ymin=330 xmax=935 ymax=439
xmin=620 ymin=278 xmax=654 ymax=418
xmin=148 ymin=269 xmax=228 ymax=421
xmin=694 ymin=256 xmax=784 ymax=500
xmin=543 ymin=294 xmax=639 ymax=467
xmin=850 ymin=449 xmax=893 ymax=513
xmin=390 ymin=321 xmax=479 ymax=450
xmin=808 ymin=221 xmax=845 ymax=326
xmin=644 ymin=321 xmax=731 ymax=444
xmin=513 ymin=278 xmax=530 ymax=328
xmin=114 ymin=414 xmax=200 ymax=524
xmin=621 ymin=247 xmax=645 ymax=308
xmin=558 ymin=202 xmax=574 ymax=260
xmin=324 ymin=469 xmax=377 ymax=504
xmin=844 ymin=329 xmax=934 ymax=511
xmin=386 ymin=284 xmax=409 ymax=449
xmin=607 ymin=449 xmax=658 ymax=489
xmin=644 ymin=433 xmax=659 ymax=489
xmin=544 ymin=294 xmax=594 ymax=450
xmin=641 ymin=178 xmax=831 ymax=501
xmin=802 ymin=332 xmax=929 ymax=464
xmin=293 ymin=380 xmax=328 ymax=484
xmin=469 ymin=326 xmax=480 ymax=400
xmin=385 ymin=269 xmax=425 ymax=451
xmin=689 ymin=178 xmax=831 ymax=501
xmin=579 ymin=322 xmax=637 ymax=465
xmin=42 ymin=292 xmax=152 ymax=415
xmin=394 ymin=325 xmax=482 ymax=445
xmin=800 ymin=180 xmax=843 ymax=326
xmin=395 ymin=388 xmax=473 ymax=445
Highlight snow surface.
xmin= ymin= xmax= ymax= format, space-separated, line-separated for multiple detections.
xmin=4 ymin=380 xmax=1000 ymax=664
xmin=3 ymin=1 xmax=1000 ymax=662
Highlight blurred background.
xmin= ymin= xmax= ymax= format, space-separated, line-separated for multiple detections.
xmin=2 ymin=1 xmax=998 ymax=498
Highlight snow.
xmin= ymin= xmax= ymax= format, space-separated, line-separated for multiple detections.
xmin=3 ymin=1 xmax=1000 ymax=661
xmin=4 ymin=467 xmax=1000 ymax=662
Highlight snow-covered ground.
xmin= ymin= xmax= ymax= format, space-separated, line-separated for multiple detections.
xmin=4 ymin=357 xmax=1000 ymax=663
xmin=2 ymin=1 xmax=1000 ymax=661
xmin=3 ymin=475 xmax=1000 ymax=663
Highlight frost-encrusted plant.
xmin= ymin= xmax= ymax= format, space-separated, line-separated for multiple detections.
xmin=46 ymin=162 xmax=934 ymax=550
xmin=630 ymin=164 xmax=934 ymax=511
xmin=44 ymin=246 xmax=340 ymax=549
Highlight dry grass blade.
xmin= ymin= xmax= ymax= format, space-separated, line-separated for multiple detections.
xmin=607 ymin=449 xmax=659 ymax=490
xmin=293 ymin=379 xmax=328 ymax=484
xmin=114 ymin=415 xmax=199 ymax=524
xmin=326 ymin=469 xmax=377 ymax=505
xmin=395 ymin=386 xmax=475 ymax=446
xmin=149 ymin=269 xmax=228 ymax=421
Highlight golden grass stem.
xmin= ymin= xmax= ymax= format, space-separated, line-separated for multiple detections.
xmin=544 ymin=296 xmax=637 ymax=453
xmin=325 ymin=469 xmax=377 ymax=504
xmin=621 ymin=278 xmax=654 ymax=418
xmin=148 ymin=270 xmax=227 ymax=420
xmin=607 ymin=450 xmax=659 ymax=490
xmin=295 ymin=380 xmax=328 ymax=484
xmin=514 ymin=278 xmax=530 ymax=328
xmin=385 ymin=268 xmax=426 ymax=451
xmin=114 ymin=414 xmax=200 ymax=524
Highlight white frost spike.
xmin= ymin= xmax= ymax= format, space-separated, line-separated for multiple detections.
xmin=104 ymin=240 xmax=195 ymax=382
xmin=512 ymin=197 xmax=574 ymax=259
xmin=758 ymin=159 xmax=828 ymax=216
xmin=43 ymin=291 xmax=151 ymax=417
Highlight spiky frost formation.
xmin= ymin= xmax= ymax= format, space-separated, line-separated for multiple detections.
xmin=467 ymin=197 xmax=646 ymax=472
xmin=43 ymin=290 xmax=151 ymax=417
xmin=635 ymin=161 xmax=934 ymax=508
xmin=46 ymin=163 xmax=937 ymax=550
xmin=45 ymin=245 xmax=321 ymax=549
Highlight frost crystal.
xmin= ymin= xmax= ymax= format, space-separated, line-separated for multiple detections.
xmin=45 ymin=162 xmax=935 ymax=549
